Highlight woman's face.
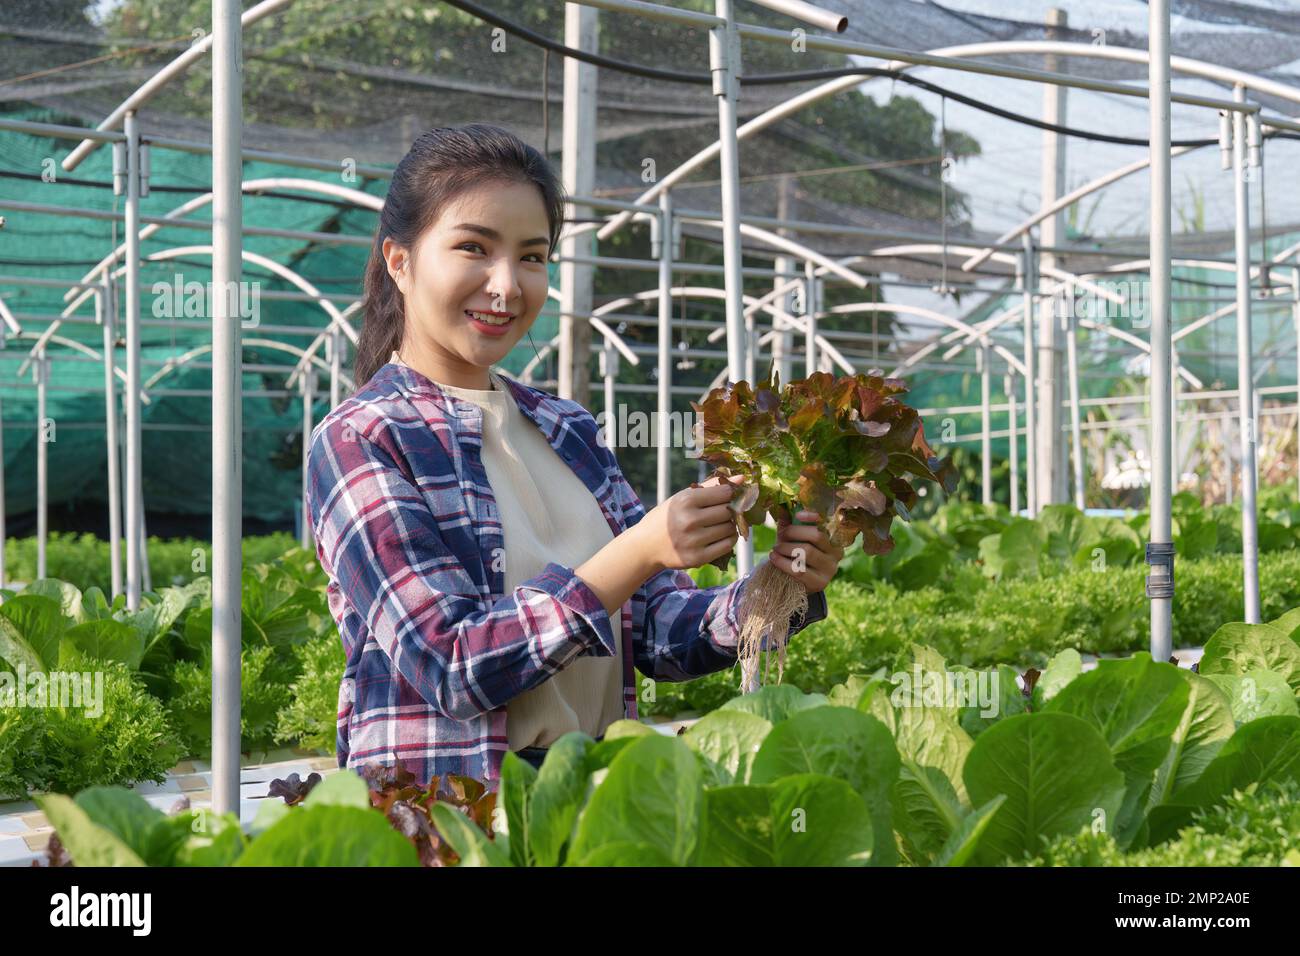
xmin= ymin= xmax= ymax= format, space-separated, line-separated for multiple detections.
xmin=383 ymin=178 xmax=552 ymax=389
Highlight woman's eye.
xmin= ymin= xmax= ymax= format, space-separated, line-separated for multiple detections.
xmin=459 ymin=243 xmax=545 ymax=262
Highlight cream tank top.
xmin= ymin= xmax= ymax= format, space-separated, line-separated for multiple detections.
xmin=390 ymin=352 xmax=625 ymax=749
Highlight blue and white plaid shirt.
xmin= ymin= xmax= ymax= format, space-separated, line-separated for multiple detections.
xmin=306 ymin=360 xmax=827 ymax=788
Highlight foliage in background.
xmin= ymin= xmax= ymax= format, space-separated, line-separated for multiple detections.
xmin=0 ymin=545 xmax=339 ymax=799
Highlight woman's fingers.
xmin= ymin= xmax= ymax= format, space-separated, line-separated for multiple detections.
xmin=693 ymin=502 xmax=737 ymax=527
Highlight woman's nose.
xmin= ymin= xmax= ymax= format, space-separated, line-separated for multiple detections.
xmin=485 ymin=256 xmax=521 ymax=306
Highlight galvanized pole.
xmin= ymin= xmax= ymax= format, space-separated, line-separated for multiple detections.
xmin=1065 ymin=304 xmax=1085 ymax=509
xmin=1020 ymin=237 xmax=1039 ymax=517
xmin=100 ymin=276 xmax=123 ymax=599
xmin=123 ymin=110 xmax=143 ymax=610
xmin=139 ymin=491 xmax=151 ymax=594
xmin=1232 ymin=82 xmax=1260 ymax=623
xmin=35 ymin=351 xmax=47 ymax=580
xmin=1036 ymin=8 xmax=1069 ymax=507
xmin=300 ymin=369 xmax=314 ymax=550
xmin=656 ymin=192 xmax=674 ymax=504
xmin=712 ymin=0 xmax=752 ymax=581
xmin=602 ymin=341 xmax=617 ymax=430
xmin=979 ymin=341 xmax=991 ymax=506
xmin=212 ymin=0 xmax=244 ymax=817
xmin=327 ymin=325 xmax=342 ymax=409
xmin=1006 ymin=374 xmax=1020 ymax=514
xmin=804 ymin=260 xmax=818 ymax=376
xmin=1148 ymin=0 xmax=1175 ymax=661
xmin=558 ymin=4 xmax=598 ymax=404
xmin=1294 ymin=264 xmax=1300 ymax=500
xmin=0 ymin=382 xmax=5 ymax=590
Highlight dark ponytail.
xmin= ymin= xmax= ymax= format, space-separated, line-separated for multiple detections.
xmin=354 ymin=124 xmax=568 ymax=387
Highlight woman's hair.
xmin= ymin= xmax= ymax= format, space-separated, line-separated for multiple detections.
xmin=353 ymin=124 xmax=568 ymax=386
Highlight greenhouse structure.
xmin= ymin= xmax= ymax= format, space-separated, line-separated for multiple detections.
xmin=2 ymin=0 xmax=1300 ymax=879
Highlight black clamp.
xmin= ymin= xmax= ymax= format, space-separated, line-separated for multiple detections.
xmin=1145 ymin=541 xmax=1176 ymax=599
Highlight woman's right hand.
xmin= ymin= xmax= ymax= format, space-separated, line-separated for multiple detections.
xmin=634 ymin=475 xmax=744 ymax=573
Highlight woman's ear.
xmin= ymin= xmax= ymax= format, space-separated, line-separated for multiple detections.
xmin=381 ymin=237 xmax=409 ymax=294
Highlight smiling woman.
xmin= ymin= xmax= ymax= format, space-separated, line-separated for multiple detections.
xmin=353 ymin=125 xmax=565 ymax=389
xmin=305 ymin=124 xmax=830 ymax=788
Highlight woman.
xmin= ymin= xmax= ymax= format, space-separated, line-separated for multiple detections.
xmin=306 ymin=124 xmax=843 ymax=788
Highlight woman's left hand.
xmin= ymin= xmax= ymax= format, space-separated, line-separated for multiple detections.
xmin=768 ymin=510 xmax=845 ymax=593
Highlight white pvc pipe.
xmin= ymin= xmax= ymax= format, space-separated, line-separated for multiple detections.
xmin=656 ymin=194 xmax=674 ymax=504
xmin=211 ymin=0 xmax=243 ymax=817
xmin=711 ymin=0 xmax=751 ymax=593
xmin=1021 ymin=238 xmax=1039 ymax=517
xmin=1065 ymin=309 xmax=1085 ymax=510
xmin=300 ymin=369 xmax=314 ymax=550
xmin=123 ymin=111 xmax=142 ymax=610
xmin=1233 ymin=83 xmax=1261 ymax=624
xmin=980 ymin=342 xmax=991 ymax=506
xmin=36 ymin=352 xmax=47 ymax=580
xmin=1006 ymin=376 xmax=1020 ymax=514
xmin=100 ymin=278 xmax=123 ymax=600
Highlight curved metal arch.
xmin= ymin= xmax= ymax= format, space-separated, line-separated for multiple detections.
xmin=61 ymin=0 xmax=296 ymax=173
xmin=826 ymin=301 xmax=1026 ymax=377
xmin=960 ymin=146 xmax=1205 ymax=273
xmin=8 ymin=331 xmax=152 ymax=405
xmin=591 ymin=45 xmax=1300 ymax=248
xmin=0 ymin=291 xmax=20 ymax=335
xmin=889 ymin=40 xmax=1300 ymax=110
xmin=286 ymin=300 xmax=364 ymax=390
xmin=863 ymin=244 xmax=1127 ymax=307
xmin=63 ymin=176 xmax=379 ymax=319
xmin=142 ymin=338 xmax=354 ymax=392
xmin=607 ymin=283 xmax=857 ymax=373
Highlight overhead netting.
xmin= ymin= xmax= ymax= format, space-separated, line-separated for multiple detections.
xmin=2 ymin=0 xmax=1299 ymax=522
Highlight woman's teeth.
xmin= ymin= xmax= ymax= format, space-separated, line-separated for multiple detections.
xmin=467 ymin=310 xmax=513 ymax=326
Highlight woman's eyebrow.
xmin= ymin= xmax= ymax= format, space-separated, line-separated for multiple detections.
xmin=452 ymin=223 xmax=549 ymax=248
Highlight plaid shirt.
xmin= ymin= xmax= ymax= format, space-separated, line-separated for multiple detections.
xmin=306 ymin=360 xmax=828 ymax=789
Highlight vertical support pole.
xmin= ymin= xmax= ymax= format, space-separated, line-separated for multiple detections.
xmin=803 ymin=260 xmax=818 ymax=377
xmin=979 ymin=341 xmax=991 ymax=506
xmin=656 ymin=192 xmax=674 ymax=504
xmin=212 ymin=0 xmax=244 ymax=817
xmin=712 ymin=0 xmax=752 ymax=583
xmin=773 ymin=175 xmax=795 ymax=387
xmin=558 ymin=3 xmax=598 ymax=405
xmin=1232 ymin=83 xmax=1260 ymax=624
xmin=36 ymin=351 xmax=48 ymax=581
xmin=1006 ymin=374 xmax=1020 ymax=514
xmin=328 ymin=326 xmax=342 ymax=408
xmin=1036 ymin=7 xmax=1069 ymax=507
xmin=1171 ymin=345 xmax=1181 ymax=491
xmin=300 ymin=369 xmax=314 ymax=550
xmin=1020 ymin=238 xmax=1039 ymax=517
xmin=601 ymin=340 xmax=617 ymax=427
xmin=1293 ymin=265 xmax=1299 ymax=500
xmin=139 ymin=489 xmax=151 ymax=594
xmin=0 ymin=378 xmax=5 ymax=591
xmin=124 ymin=109 xmax=142 ymax=611
xmin=1065 ymin=306 xmax=1085 ymax=509
xmin=1148 ymin=0 xmax=1175 ymax=660
xmin=101 ymin=277 xmax=123 ymax=600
